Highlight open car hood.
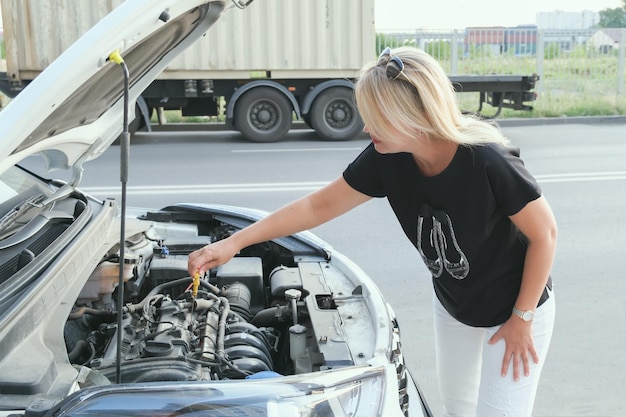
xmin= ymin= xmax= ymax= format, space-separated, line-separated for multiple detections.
xmin=0 ymin=0 xmax=230 ymax=176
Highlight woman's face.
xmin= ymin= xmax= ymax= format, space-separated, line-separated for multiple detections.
xmin=364 ymin=123 xmax=419 ymax=154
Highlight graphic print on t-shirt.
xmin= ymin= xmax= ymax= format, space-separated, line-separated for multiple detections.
xmin=416 ymin=204 xmax=469 ymax=280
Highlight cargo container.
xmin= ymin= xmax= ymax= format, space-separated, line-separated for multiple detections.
xmin=0 ymin=0 xmax=374 ymax=142
xmin=0 ymin=0 xmax=537 ymax=142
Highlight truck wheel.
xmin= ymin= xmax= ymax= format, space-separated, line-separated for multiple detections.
xmin=235 ymin=87 xmax=292 ymax=143
xmin=310 ymin=87 xmax=364 ymax=141
xmin=130 ymin=102 xmax=153 ymax=133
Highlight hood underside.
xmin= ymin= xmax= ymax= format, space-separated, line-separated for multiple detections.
xmin=0 ymin=0 xmax=228 ymax=175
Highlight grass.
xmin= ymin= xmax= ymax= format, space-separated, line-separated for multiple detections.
xmin=451 ymin=52 xmax=626 ymax=118
xmin=150 ymin=112 xmax=224 ymax=124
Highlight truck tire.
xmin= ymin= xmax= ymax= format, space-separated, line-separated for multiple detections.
xmin=310 ymin=87 xmax=364 ymax=141
xmin=235 ymin=87 xmax=293 ymax=143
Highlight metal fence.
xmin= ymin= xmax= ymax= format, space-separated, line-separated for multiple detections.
xmin=2 ymin=27 xmax=625 ymax=116
xmin=377 ymin=27 xmax=626 ymax=117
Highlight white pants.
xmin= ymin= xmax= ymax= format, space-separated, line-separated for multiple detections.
xmin=433 ymin=292 xmax=555 ymax=417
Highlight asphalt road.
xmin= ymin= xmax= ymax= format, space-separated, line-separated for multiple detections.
xmin=52 ymin=119 xmax=626 ymax=416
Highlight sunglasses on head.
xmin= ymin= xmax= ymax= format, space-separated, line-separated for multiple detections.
xmin=378 ymin=47 xmax=405 ymax=80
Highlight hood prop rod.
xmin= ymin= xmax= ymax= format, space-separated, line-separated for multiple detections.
xmin=109 ymin=50 xmax=130 ymax=385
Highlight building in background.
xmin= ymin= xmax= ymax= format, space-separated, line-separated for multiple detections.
xmin=587 ymin=28 xmax=624 ymax=53
xmin=464 ymin=25 xmax=538 ymax=57
xmin=536 ymin=10 xmax=600 ymax=29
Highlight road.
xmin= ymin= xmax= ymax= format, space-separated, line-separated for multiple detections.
xmin=65 ymin=121 xmax=626 ymax=416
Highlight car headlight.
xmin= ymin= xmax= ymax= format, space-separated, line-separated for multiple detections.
xmin=49 ymin=366 xmax=386 ymax=417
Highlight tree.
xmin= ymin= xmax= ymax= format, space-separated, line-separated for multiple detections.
xmin=598 ymin=0 xmax=626 ymax=27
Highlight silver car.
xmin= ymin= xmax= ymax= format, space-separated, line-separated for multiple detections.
xmin=0 ymin=1 xmax=432 ymax=416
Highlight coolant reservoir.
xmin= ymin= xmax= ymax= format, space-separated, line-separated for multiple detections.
xmin=289 ymin=324 xmax=309 ymax=374
xmin=77 ymin=254 xmax=137 ymax=303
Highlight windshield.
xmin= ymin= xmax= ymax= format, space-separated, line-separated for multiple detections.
xmin=0 ymin=166 xmax=48 ymax=205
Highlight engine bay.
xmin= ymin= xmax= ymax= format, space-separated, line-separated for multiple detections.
xmin=64 ymin=206 xmax=363 ymax=383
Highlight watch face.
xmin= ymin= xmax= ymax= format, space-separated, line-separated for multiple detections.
xmin=522 ymin=311 xmax=534 ymax=321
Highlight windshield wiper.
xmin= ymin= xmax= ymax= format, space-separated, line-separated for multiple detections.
xmin=0 ymin=209 xmax=75 ymax=250
xmin=0 ymin=194 xmax=45 ymax=233
xmin=34 ymin=139 xmax=102 ymax=208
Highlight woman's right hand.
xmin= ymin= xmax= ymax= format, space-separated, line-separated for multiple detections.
xmin=187 ymin=237 xmax=240 ymax=277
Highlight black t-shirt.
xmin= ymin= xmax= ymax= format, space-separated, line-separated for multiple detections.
xmin=343 ymin=142 xmax=551 ymax=327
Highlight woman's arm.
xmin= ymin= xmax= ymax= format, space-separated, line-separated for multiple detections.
xmin=509 ymin=195 xmax=558 ymax=314
xmin=488 ymin=195 xmax=558 ymax=381
xmin=187 ymin=176 xmax=372 ymax=276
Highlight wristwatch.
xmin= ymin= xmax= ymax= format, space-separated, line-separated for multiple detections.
xmin=512 ymin=306 xmax=534 ymax=322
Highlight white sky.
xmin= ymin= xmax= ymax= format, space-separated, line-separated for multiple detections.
xmin=1 ymin=1 xmax=623 ymax=30
xmin=375 ymin=0 xmax=624 ymax=29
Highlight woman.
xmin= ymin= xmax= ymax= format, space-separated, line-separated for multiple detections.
xmin=188 ymin=46 xmax=557 ymax=417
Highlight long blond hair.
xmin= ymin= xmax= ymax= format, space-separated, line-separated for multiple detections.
xmin=355 ymin=46 xmax=509 ymax=146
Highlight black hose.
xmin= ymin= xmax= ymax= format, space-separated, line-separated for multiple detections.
xmin=146 ymin=277 xmax=220 ymax=297
xmin=68 ymin=307 xmax=116 ymax=320
xmin=67 ymin=340 xmax=88 ymax=363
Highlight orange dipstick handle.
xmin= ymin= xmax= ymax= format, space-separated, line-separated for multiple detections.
xmin=192 ymin=272 xmax=200 ymax=298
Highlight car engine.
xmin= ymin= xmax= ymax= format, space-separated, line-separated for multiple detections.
xmin=64 ymin=215 xmax=356 ymax=383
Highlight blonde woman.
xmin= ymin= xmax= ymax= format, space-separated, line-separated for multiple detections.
xmin=188 ymin=46 xmax=557 ymax=417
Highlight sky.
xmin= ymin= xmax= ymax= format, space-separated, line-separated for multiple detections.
xmin=375 ymin=0 xmax=624 ymax=29
xmin=0 ymin=1 xmax=623 ymax=30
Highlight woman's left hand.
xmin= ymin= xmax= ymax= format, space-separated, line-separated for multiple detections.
xmin=488 ymin=316 xmax=539 ymax=381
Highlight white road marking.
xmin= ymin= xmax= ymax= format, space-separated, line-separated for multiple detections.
xmin=82 ymin=182 xmax=328 ymax=195
xmin=535 ymin=171 xmax=626 ymax=183
xmin=231 ymin=147 xmax=363 ymax=153
xmin=80 ymin=172 xmax=626 ymax=196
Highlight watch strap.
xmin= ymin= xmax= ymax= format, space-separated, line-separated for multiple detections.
xmin=512 ymin=306 xmax=534 ymax=321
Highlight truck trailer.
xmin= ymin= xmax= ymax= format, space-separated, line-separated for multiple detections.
xmin=0 ymin=0 xmax=537 ymax=143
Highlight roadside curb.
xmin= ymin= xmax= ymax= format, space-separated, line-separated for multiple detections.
xmin=495 ymin=115 xmax=626 ymax=127
xmin=150 ymin=116 xmax=626 ymax=133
